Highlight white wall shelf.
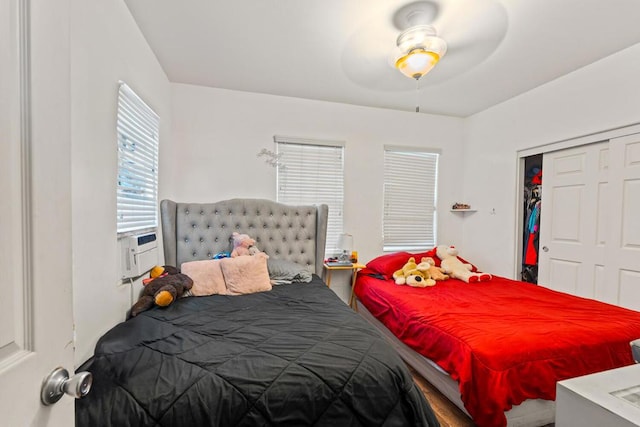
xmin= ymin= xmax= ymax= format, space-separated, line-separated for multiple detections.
xmin=450 ymin=209 xmax=477 ymax=213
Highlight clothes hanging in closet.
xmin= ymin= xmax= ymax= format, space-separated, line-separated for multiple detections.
xmin=522 ymin=169 xmax=541 ymax=283
xmin=524 ymin=198 xmax=540 ymax=265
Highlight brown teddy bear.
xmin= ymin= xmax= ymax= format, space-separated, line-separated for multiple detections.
xmin=130 ymin=265 xmax=193 ymax=317
xmin=417 ymin=257 xmax=449 ymax=281
xmin=143 ymin=264 xmax=180 ymax=284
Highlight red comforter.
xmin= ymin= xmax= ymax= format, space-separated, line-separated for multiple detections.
xmin=355 ymin=272 xmax=640 ymax=427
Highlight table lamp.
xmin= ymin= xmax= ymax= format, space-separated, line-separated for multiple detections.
xmin=337 ymin=233 xmax=353 ymax=263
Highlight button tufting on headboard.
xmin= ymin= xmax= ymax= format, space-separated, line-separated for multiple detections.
xmin=160 ymin=198 xmax=328 ymax=276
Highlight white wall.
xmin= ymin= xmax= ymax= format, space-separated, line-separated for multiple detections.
xmin=461 ymin=43 xmax=640 ymax=277
xmin=165 ymin=84 xmax=465 ymax=300
xmin=68 ymin=7 xmax=640 ymax=366
xmin=70 ymin=0 xmax=171 ymax=366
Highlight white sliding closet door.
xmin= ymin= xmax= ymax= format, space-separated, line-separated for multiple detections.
xmin=603 ymin=134 xmax=640 ymax=310
xmin=538 ymin=142 xmax=609 ymax=298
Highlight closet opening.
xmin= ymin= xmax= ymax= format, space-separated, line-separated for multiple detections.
xmin=515 ymin=121 xmax=640 ymax=299
xmin=521 ymin=154 xmax=542 ymax=284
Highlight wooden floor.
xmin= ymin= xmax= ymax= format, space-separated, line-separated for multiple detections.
xmin=411 ymin=366 xmax=556 ymax=427
xmin=409 ymin=365 xmax=476 ymax=427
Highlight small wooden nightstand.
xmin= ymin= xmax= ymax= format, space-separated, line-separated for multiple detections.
xmin=323 ymin=263 xmax=366 ymax=309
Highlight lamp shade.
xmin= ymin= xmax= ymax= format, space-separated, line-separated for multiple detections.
xmin=394 ymin=24 xmax=447 ymax=80
xmin=337 ymin=233 xmax=353 ymax=253
xmin=395 ymin=49 xmax=441 ymax=80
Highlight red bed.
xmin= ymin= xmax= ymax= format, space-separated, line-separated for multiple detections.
xmin=354 ymin=251 xmax=640 ymax=427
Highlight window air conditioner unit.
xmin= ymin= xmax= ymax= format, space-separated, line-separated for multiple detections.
xmin=121 ymin=232 xmax=158 ymax=279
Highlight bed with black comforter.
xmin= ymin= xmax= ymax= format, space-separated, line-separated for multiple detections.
xmin=76 ymin=276 xmax=438 ymax=426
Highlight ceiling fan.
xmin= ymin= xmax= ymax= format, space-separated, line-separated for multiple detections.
xmin=341 ymin=0 xmax=508 ymax=91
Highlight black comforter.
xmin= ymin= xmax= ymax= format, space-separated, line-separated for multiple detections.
xmin=76 ymin=276 xmax=438 ymax=426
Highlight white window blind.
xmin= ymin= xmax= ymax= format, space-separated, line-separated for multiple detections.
xmin=275 ymin=136 xmax=344 ymax=254
xmin=116 ymin=82 xmax=160 ymax=234
xmin=383 ymin=147 xmax=439 ymax=251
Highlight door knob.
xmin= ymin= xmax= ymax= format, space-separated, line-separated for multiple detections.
xmin=41 ymin=367 xmax=92 ymax=405
xmin=542 ymin=246 xmax=549 ymax=252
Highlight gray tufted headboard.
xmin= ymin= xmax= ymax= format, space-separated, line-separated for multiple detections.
xmin=160 ymin=199 xmax=329 ymax=276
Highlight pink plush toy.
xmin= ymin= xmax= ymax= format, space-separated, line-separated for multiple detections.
xmin=436 ymin=245 xmax=491 ymax=283
xmin=230 ymin=232 xmax=264 ymax=257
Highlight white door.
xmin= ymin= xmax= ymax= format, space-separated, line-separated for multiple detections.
xmin=0 ymin=0 xmax=75 ymax=425
xmin=538 ymin=142 xmax=609 ymax=298
xmin=603 ymin=134 xmax=640 ymax=310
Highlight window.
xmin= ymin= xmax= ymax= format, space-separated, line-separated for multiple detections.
xmin=116 ymin=82 xmax=160 ymax=235
xmin=275 ymin=136 xmax=345 ymax=254
xmin=383 ymin=147 xmax=439 ymax=251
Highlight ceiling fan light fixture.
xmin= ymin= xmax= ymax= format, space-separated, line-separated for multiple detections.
xmin=395 ymin=49 xmax=441 ymax=80
xmin=395 ymin=24 xmax=447 ymax=80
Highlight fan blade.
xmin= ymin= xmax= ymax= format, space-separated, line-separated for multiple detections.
xmin=435 ymin=0 xmax=507 ymax=50
xmin=341 ymin=19 xmax=416 ymax=91
xmin=340 ymin=0 xmax=507 ymax=90
xmin=421 ymin=0 xmax=507 ymax=84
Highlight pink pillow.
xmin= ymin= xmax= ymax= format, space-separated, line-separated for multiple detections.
xmin=220 ymin=254 xmax=272 ymax=295
xmin=180 ymin=259 xmax=227 ymax=296
xmin=366 ymin=252 xmax=412 ymax=276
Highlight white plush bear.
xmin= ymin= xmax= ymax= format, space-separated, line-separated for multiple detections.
xmin=435 ymin=245 xmax=491 ymax=283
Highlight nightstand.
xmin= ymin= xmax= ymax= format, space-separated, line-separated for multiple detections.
xmin=556 ymin=364 xmax=640 ymax=426
xmin=323 ymin=263 xmax=366 ymax=309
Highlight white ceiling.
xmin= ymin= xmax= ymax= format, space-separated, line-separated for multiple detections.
xmin=124 ymin=0 xmax=640 ymax=117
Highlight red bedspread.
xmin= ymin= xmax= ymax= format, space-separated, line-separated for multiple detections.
xmin=355 ymin=271 xmax=640 ymax=427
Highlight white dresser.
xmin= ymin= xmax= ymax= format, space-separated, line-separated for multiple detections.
xmin=556 ymin=364 xmax=640 ymax=427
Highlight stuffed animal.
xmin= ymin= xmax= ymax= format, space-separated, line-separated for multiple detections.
xmin=393 ymin=257 xmax=436 ymax=287
xmin=435 ymin=245 xmax=491 ymax=283
xmin=417 ymin=257 xmax=449 ymax=281
xmin=130 ymin=266 xmax=194 ymax=317
xmin=230 ymin=232 xmax=265 ymax=257
xmin=142 ymin=264 xmax=180 ymax=285
xmin=405 ymin=269 xmax=435 ymax=287
xmin=392 ymin=257 xmax=417 ymax=284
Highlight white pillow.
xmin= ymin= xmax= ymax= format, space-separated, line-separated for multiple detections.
xmin=267 ymin=258 xmax=313 ymax=284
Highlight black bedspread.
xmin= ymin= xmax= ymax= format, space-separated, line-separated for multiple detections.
xmin=76 ymin=276 xmax=438 ymax=426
